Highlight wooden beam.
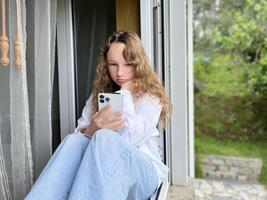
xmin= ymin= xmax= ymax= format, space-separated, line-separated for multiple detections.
xmin=116 ymin=0 xmax=140 ymax=35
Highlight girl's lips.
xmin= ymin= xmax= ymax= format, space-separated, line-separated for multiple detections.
xmin=116 ymin=79 xmax=127 ymax=84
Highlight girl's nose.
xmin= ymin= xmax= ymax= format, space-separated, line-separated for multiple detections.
xmin=116 ymin=65 xmax=123 ymax=76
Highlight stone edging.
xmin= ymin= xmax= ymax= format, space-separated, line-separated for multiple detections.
xmin=199 ymin=155 xmax=262 ymax=182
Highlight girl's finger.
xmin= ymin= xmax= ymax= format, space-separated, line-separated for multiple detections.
xmin=104 ymin=112 xmax=123 ymax=123
xmin=104 ymin=118 xmax=124 ymax=130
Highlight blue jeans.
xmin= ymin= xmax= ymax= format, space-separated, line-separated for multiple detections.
xmin=25 ymin=129 xmax=158 ymax=200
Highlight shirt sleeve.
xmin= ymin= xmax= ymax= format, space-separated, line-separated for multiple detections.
xmin=74 ymin=95 xmax=93 ymax=134
xmin=116 ymin=89 xmax=162 ymax=146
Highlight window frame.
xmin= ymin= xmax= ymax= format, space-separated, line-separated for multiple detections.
xmin=56 ymin=0 xmax=76 ymax=140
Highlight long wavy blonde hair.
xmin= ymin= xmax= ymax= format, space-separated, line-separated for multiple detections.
xmin=90 ymin=30 xmax=172 ymax=125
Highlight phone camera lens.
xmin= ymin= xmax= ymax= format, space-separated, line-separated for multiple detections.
xmin=100 ymin=95 xmax=104 ymax=99
xmin=105 ymin=97 xmax=110 ymax=102
xmin=100 ymin=99 xmax=105 ymax=103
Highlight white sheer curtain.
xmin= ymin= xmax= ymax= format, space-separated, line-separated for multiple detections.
xmin=27 ymin=0 xmax=57 ymax=178
xmin=0 ymin=0 xmax=33 ymax=199
xmin=0 ymin=0 xmax=57 ymax=199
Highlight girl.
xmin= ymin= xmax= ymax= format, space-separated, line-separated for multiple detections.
xmin=25 ymin=30 xmax=172 ymax=200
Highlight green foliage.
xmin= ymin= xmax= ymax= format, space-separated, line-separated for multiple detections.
xmin=250 ymin=54 xmax=267 ymax=95
xmin=211 ymin=0 xmax=267 ymax=96
xmin=195 ymin=94 xmax=267 ymax=140
xmin=194 ymin=53 xmax=249 ymax=96
xmin=195 ymin=155 xmax=203 ymax=178
xmin=195 ymin=134 xmax=267 ymax=186
xmin=194 ymin=1 xmax=267 ymax=186
xmin=193 ymin=0 xmax=246 ymax=51
xmin=194 ymin=0 xmax=267 ymax=142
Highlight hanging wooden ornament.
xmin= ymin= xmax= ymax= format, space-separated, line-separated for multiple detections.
xmin=0 ymin=0 xmax=9 ymax=66
xmin=14 ymin=0 xmax=22 ymax=68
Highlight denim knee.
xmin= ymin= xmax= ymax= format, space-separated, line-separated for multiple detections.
xmin=64 ymin=133 xmax=90 ymax=148
xmin=91 ymin=129 xmax=128 ymax=153
xmin=93 ymin=128 xmax=118 ymax=139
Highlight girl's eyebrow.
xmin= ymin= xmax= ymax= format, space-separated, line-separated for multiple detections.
xmin=107 ymin=60 xmax=117 ymax=63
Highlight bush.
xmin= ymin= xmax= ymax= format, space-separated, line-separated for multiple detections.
xmin=194 ymin=53 xmax=249 ymax=97
xmin=195 ymin=94 xmax=267 ymax=140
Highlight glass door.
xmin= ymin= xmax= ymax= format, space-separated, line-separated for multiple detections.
xmin=72 ymin=0 xmax=166 ymax=164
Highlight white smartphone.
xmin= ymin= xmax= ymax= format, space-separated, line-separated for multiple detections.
xmin=98 ymin=93 xmax=123 ymax=111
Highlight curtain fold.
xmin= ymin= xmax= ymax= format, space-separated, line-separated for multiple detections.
xmin=30 ymin=0 xmax=57 ymax=178
xmin=0 ymin=0 xmax=57 ymax=199
xmin=0 ymin=119 xmax=12 ymax=200
xmin=74 ymin=0 xmax=116 ymax=117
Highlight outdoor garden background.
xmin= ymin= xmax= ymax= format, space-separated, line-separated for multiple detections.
xmin=193 ymin=0 xmax=267 ymax=187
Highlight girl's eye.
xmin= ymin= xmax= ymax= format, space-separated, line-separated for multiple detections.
xmin=109 ymin=63 xmax=117 ymax=66
xmin=125 ymin=63 xmax=132 ymax=67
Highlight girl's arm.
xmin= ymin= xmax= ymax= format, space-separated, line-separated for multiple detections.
xmin=75 ymin=95 xmax=93 ymax=134
xmin=116 ymin=89 xmax=162 ymax=146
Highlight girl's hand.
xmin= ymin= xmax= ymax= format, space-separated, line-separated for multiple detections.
xmin=82 ymin=104 xmax=124 ymax=136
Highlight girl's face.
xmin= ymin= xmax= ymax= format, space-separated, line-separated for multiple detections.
xmin=107 ymin=42 xmax=135 ymax=87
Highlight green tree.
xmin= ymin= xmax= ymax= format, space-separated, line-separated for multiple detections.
xmin=193 ymin=0 xmax=246 ymax=51
xmin=212 ymin=0 xmax=267 ymax=96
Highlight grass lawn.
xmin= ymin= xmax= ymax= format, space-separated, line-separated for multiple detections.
xmin=195 ymin=134 xmax=267 ymax=187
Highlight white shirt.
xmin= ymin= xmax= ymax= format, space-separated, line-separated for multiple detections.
xmin=74 ymin=89 xmax=169 ymax=199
